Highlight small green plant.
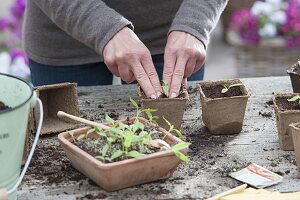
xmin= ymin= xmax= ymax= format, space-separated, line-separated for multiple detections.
xmin=76 ymin=97 xmax=190 ymax=163
xmin=162 ymin=80 xmax=169 ymax=97
xmin=162 ymin=116 xmax=184 ymax=140
xmin=221 ymin=83 xmax=243 ymax=94
xmin=287 ymin=95 xmax=300 ymax=104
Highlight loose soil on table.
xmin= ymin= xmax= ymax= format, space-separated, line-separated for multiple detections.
xmin=0 ymin=101 xmax=11 ymax=111
xmin=275 ymin=97 xmax=300 ymax=110
xmin=201 ymin=84 xmax=243 ymax=99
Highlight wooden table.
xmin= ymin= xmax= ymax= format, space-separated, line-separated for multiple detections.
xmin=18 ymin=76 xmax=300 ymax=200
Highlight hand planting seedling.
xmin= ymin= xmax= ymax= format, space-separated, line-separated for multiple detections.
xmin=71 ymin=98 xmax=190 ymax=163
xmin=221 ymin=83 xmax=243 ymax=94
xmin=288 ymin=95 xmax=300 ymax=104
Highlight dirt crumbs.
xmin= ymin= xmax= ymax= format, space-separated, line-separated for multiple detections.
xmin=201 ymin=84 xmax=244 ymax=99
xmin=78 ymin=193 xmax=107 ymax=200
xmin=259 ymin=111 xmax=272 ymax=118
xmin=0 ymin=101 xmax=11 ymax=111
xmin=275 ymin=96 xmax=300 ymax=110
xmin=24 ymin=136 xmax=86 ymax=185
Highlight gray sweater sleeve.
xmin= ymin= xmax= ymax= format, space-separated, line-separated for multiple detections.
xmin=31 ymin=0 xmax=133 ymax=55
xmin=169 ymin=0 xmax=228 ymax=48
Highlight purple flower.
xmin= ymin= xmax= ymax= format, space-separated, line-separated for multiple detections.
xmin=10 ymin=49 xmax=28 ymax=65
xmin=229 ymin=9 xmax=260 ymax=45
xmin=0 ymin=18 xmax=9 ymax=31
xmin=11 ymin=0 xmax=26 ymax=20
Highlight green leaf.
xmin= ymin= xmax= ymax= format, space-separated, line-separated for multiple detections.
xmin=87 ymin=128 xmax=95 ymax=135
xmin=105 ymin=114 xmax=115 ymax=125
xmin=76 ymin=134 xmax=85 ymax=141
xmin=117 ymin=121 xmax=128 ymax=131
xmin=101 ymin=144 xmax=109 ymax=157
xmin=172 ymin=142 xmax=191 ymax=151
xmin=124 ymin=134 xmax=133 ymax=148
xmin=162 ymin=116 xmax=172 ymax=130
xmin=228 ymin=83 xmax=243 ymax=88
xmin=221 ymin=87 xmax=228 ymax=94
xmin=108 ymin=127 xmax=122 ymax=135
xmin=173 ymin=129 xmax=184 ymax=140
xmin=110 ymin=150 xmax=123 ymax=161
xmin=288 ymin=95 xmax=300 ymax=102
xmin=95 ymin=156 xmax=105 ymax=162
xmin=130 ymin=97 xmax=139 ymax=110
xmin=173 ymin=149 xmax=189 ymax=162
xmin=162 ymin=80 xmax=169 ymax=97
xmin=107 ymin=136 xmax=117 ymax=144
xmin=127 ymin=150 xmax=144 ymax=159
xmin=156 ymin=139 xmax=171 ymax=149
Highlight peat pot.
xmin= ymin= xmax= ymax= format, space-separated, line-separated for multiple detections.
xmin=290 ymin=122 xmax=300 ymax=170
xmin=287 ymin=62 xmax=300 ymax=93
xmin=273 ymin=94 xmax=300 ymax=151
xmin=137 ymin=86 xmax=188 ymax=130
xmin=0 ymin=73 xmax=43 ymax=200
xmin=198 ymin=79 xmax=249 ymax=135
xmin=58 ymin=117 xmax=188 ymax=191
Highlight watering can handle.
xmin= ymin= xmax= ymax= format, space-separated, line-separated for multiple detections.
xmin=7 ymin=98 xmax=43 ymax=195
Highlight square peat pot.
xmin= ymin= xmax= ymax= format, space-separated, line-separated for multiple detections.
xmin=290 ymin=122 xmax=300 ymax=170
xmin=287 ymin=62 xmax=300 ymax=93
xmin=198 ymin=79 xmax=250 ymax=135
xmin=137 ymin=86 xmax=189 ymax=130
xmin=34 ymin=82 xmax=80 ymax=134
xmin=58 ymin=117 xmax=187 ymax=192
xmin=273 ymin=94 xmax=300 ymax=151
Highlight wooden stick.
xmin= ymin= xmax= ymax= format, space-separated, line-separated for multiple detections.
xmin=207 ymin=184 xmax=247 ymax=200
xmin=0 ymin=188 xmax=8 ymax=200
xmin=57 ymin=111 xmax=109 ymax=129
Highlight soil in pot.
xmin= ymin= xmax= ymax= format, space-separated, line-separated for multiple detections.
xmin=287 ymin=61 xmax=300 ymax=93
xmin=0 ymin=101 xmax=11 ymax=112
xmin=138 ymin=84 xmax=188 ymax=130
xmin=74 ymin=124 xmax=163 ymax=163
xmin=201 ymin=84 xmax=243 ymax=99
xmin=199 ymin=79 xmax=249 ymax=135
xmin=273 ymin=94 xmax=300 ymax=151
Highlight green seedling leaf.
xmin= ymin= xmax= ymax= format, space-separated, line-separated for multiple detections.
xmin=101 ymin=144 xmax=109 ymax=157
xmin=105 ymin=114 xmax=115 ymax=125
xmin=163 ymin=116 xmax=173 ymax=130
xmin=127 ymin=150 xmax=144 ymax=159
xmin=110 ymin=150 xmax=123 ymax=161
xmin=107 ymin=136 xmax=117 ymax=144
xmin=221 ymin=83 xmax=243 ymax=94
xmin=124 ymin=134 xmax=133 ymax=148
xmin=130 ymin=97 xmax=139 ymax=110
xmin=287 ymin=95 xmax=300 ymax=102
xmin=68 ymin=131 xmax=76 ymax=142
xmin=172 ymin=142 xmax=191 ymax=151
xmin=76 ymin=134 xmax=85 ymax=141
xmin=162 ymin=80 xmax=169 ymax=97
xmin=87 ymin=128 xmax=95 ymax=135
xmin=173 ymin=149 xmax=189 ymax=162
xmin=95 ymin=156 xmax=105 ymax=162
xmin=173 ymin=129 xmax=184 ymax=140
xmin=156 ymin=139 xmax=171 ymax=149
xmin=108 ymin=127 xmax=122 ymax=135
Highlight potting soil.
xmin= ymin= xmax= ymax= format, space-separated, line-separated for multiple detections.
xmin=201 ymin=84 xmax=243 ymax=99
xmin=275 ymin=97 xmax=300 ymax=110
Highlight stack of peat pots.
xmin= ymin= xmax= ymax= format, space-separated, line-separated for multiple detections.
xmin=273 ymin=60 xmax=300 ymax=170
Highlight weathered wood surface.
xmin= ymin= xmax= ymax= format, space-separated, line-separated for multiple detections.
xmin=18 ymin=76 xmax=300 ymax=200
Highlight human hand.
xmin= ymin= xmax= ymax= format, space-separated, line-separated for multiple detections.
xmin=163 ymin=31 xmax=206 ymax=98
xmin=103 ymin=27 xmax=162 ymax=98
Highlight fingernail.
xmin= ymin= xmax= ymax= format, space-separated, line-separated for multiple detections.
xmin=151 ymin=94 xmax=157 ymax=99
xmin=170 ymin=93 xmax=177 ymax=98
xmin=157 ymin=92 xmax=162 ymax=97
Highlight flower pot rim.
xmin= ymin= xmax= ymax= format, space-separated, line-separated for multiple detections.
xmin=273 ymin=93 xmax=300 ymax=114
xmin=58 ymin=117 xmax=187 ymax=169
xmin=198 ymin=79 xmax=250 ymax=101
xmin=137 ymin=85 xmax=189 ymax=101
xmin=287 ymin=69 xmax=300 ymax=76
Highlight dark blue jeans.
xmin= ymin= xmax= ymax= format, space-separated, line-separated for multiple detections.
xmin=29 ymin=54 xmax=204 ymax=86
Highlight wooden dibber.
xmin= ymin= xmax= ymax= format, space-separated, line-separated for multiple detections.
xmin=57 ymin=111 xmax=109 ymax=129
xmin=207 ymin=184 xmax=247 ymax=200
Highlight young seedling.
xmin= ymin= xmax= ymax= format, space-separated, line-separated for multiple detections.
xmin=162 ymin=80 xmax=169 ymax=97
xmin=142 ymin=108 xmax=159 ymax=124
xmin=162 ymin=116 xmax=184 ymax=140
xmin=221 ymin=83 xmax=243 ymax=94
xmin=287 ymin=95 xmax=300 ymax=104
